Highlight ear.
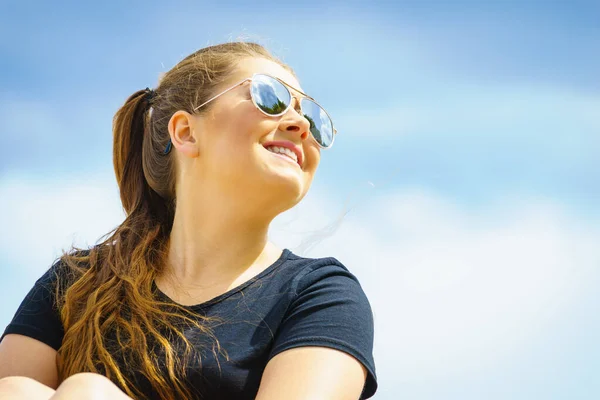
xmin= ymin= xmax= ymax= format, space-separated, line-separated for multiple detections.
xmin=168 ymin=110 xmax=200 ymax=158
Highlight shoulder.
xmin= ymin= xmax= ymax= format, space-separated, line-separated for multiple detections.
xmin=284 ymin=251 xmax=363 ymax=296
xmin=39 ymin=247 xmax=94 ymax=290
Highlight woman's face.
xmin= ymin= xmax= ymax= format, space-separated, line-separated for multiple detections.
xmin=175 ymin=57 xmax=323 ymax=215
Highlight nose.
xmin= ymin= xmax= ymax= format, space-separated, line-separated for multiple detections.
xmin=278 ymin=101 xmax=311 ymax=141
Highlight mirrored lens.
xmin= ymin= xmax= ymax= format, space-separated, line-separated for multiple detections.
xmin=251 ymin=75 xmax=291 ymax=115
xmin=300 ymin=99 xmax=334 ymax=148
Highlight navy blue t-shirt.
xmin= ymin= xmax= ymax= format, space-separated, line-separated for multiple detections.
xmin=1 ymin=248 xmax=378 ymax=399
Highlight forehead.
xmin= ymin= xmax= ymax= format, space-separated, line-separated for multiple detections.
xmin=231 ymin=57 xmax=303 ymax=93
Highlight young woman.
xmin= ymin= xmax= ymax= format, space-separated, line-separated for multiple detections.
xmin=0 ymin=42 xmax=378 ymax=400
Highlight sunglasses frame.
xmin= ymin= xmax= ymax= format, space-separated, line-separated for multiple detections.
xmin=163 ymin=73 xmax=336 ymax=155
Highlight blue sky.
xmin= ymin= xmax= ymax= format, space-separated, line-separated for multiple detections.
xmin=1 ymin=1 xmax=599 ymax=399
xmin=1 ymin=1 xmax=598 ymax=210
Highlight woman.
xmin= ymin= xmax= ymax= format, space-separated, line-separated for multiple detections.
xmin=0 ymin=42 xmax=377 ymax=400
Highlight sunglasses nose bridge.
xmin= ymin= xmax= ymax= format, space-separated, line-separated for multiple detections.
xmin=289 ymin=96 xmax=305 ymax=118
xmin=279 ymin=102 xmax=311 ymax=136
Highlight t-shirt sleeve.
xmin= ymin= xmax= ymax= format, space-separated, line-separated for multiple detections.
xmin=0 ymin=259 xmax=65 ymax=351
xmin=268 ymin=262 xmax=378 ymax=399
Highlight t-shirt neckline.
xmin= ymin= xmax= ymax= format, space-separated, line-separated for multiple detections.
xmin=152 ymin=248 xmax=291 ymax=310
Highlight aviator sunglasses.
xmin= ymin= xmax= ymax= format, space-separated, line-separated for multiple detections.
xmin=163 ymin=73 xmax=337 ymax=154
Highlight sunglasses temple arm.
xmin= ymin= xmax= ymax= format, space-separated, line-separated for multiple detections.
xmin=193 ymin=79 xmax=250 ymax=111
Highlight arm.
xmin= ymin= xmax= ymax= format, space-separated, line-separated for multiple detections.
xmin=0 ymin=336 xmax=135 ymax=400
xmin=255 ymin=346 xmax=367 ymax=400
xmin=0 ymin=334 xmax=59 ymax=389
xmin=0 ymin=260 xmax=66 ymax=389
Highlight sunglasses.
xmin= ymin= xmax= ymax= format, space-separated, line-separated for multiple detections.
xmin=163 ymin=73 xmax=336 ymax=154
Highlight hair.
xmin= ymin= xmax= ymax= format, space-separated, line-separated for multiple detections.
xmin=53 ymin=42 xmax=297 ymax=400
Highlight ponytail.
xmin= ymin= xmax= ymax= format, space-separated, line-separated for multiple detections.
xmin=113 ymin=88 xmax=173 ymax=234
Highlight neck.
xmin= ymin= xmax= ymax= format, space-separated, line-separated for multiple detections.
xmin=161 ymin=189 xmax=281 ymax=289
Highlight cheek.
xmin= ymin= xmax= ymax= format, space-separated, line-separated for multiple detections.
xmin=305 ymin=143 xmax=321 ymax=167
xmin=226 ymin=106 xmax=277 ymax=140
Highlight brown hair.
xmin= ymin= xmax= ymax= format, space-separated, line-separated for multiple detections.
xmin=54 ymin=42 xmax=295 ymax=399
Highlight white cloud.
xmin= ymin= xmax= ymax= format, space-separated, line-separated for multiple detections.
xmin=1 ymin=175 xmax=599 ymax=399
xmin=0 ymin=172 xmax=125 ymax=278
xmin=271 ymin=185 xmax=600 ymax=398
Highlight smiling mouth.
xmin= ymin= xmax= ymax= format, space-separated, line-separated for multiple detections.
xmin=263 ymin=146 xmax=302 ymax=169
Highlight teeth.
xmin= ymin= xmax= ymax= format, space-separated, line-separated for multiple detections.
xmin=265 ymin=146 xmax=298 ymax=163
